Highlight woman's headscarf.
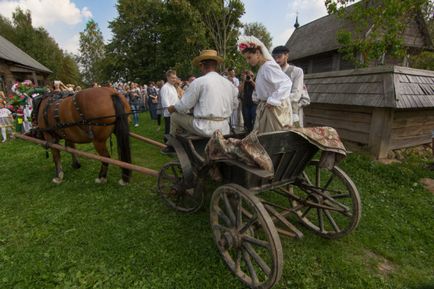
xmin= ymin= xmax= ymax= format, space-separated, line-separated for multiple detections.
xmin=237 ymin=35 xmax=273 ymax=61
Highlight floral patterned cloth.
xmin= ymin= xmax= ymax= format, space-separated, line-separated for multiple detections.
xmin=289 ymin=126 xmax=347 ymax=169
xmin=204 ymin=126 xmax=347 ymax=176
xmin=204 ymin=130 xmax=274 ymax=174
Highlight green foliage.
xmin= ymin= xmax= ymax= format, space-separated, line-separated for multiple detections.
xmin=189 ymin=0 xmax=245 ymax=69
xmin=0 ymin=8 xmax=81 ymax=85
xmin=410 ymin=51 xmax=434 ymax=70
xmin=103 ymin=0 xmax=209 ymax=82
xmin=243 ymin=22 xmax=273 ymax=50
xmin=101 ymin=0 xmax=245 ymax=82
xmin=0 ymin=113 xmax=433 ymax=288
xmin=78 ymin=19 xmax=106 ymax=86
xmin=325 ymin=0 xmax=432 ymax=67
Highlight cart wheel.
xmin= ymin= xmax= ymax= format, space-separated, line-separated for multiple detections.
xmin=157 ymin=161 xmax=203 ymax=213
xmin=291 ymin=160 xmax=361 ymax=239
xmin=210 ymin=184 xmax=283 ymax=289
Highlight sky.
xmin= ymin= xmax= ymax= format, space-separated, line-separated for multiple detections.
xmin=0 ymin=0 xmax=329 ymax=54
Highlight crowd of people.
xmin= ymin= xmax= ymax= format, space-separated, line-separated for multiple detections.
xmin=0 ymin=36 xmax=310 ymax=153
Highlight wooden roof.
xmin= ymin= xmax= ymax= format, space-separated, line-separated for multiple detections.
xmin=286 ymin=3 xmax=433 ymax=61
xmin=304 ymin=65 xmax=434 ymax=109
xmin=0 ymin=34 xmax=51 ymax=73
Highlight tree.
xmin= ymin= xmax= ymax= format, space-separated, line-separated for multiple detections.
xmin=189 ymin=0 xmax=245 ymax=68
xmin=0 ymin=8 xmax=82 ymax=85
xmin=243 ymin=22 xmax=273 ymax=50
xmin=78 ymin=19 xmax=105 ymax=86
xmin=105 ymin=0 xmax=209 ymax=82
xmin=325 ymin=0 xmax=432 ymax=67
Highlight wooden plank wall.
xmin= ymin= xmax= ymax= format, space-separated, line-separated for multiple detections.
xmin=304 ymin=103 xmax=373 ymax=145
xmin=402 ymin=17 xmax=426 ymax=48
xmin=390 ymin=109 xmax=434 ymax=149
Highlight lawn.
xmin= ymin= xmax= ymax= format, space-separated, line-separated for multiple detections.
xmin=0 ymin=113 xmax=433 ymax=289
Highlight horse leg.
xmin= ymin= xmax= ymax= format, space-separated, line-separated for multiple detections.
xmin=51 ymin=147 xmax=64 ymax=184
xmin=93 ymin=140 xmax=110 ymax=184
xmin=65 ymin=140 xmax=81 ymax=169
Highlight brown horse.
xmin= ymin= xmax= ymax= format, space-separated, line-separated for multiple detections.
xmin=37 ymin=87 xmax=132 ymax=184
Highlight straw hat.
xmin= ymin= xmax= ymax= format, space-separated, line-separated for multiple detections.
xmin=192 ymin=50 xmax=224 ymax=66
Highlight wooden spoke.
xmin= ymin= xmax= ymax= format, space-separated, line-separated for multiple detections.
xmin=158 ymin=162 xmax=203 ymax=213
xmin=243 ymin=250 xmax=259 ymax=287
xmin=242 ymin=235 xmax=271 ymax=249
xmin=210 ymin=184 xmax=283 ymax=289
xmin=243 ymin=242 xmax=271 ymax=276
xmin=291 ymin=160 xmax=362 ymax=239
xmin=235 ymin=250 xmax=242 ymax=273
xmin=315 ymin=165 xmax=320 ymax=187
xmin=330 ymin=193 xmax=351 ymax=199
xmin=212 ymin=223 xmax=231 ymax=232
xmin=301 ymin=205 xmax=312 ymax=218
xmin=236 ymin=197 xmax=242 ymax=229
xmin=322 ymin=174 xmax=335 ymax=191
xmin=239 ymin=215 xmax=258 ymax=235
xmin=216 ymin=207 xmax=233 ymax=227
xmin=222 ymin=192 xmax=236 ymax=225
xmin=324 ymin=209 xmax=340 ymax=233
xmin=170 ymin=165 xmax=179 ymax=179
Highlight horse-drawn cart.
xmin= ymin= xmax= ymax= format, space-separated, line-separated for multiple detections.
xmin=158 ymin=130 xmax=361 ymax=289
xmin=17 ymin=127 xmax=361 ymax=289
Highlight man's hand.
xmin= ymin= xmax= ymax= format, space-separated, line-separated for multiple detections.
xmin=168 ymin=105 xmax=176 ymax=113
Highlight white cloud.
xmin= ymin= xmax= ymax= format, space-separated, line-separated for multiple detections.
xmin=81 ymin=6 xmax=92 ymax=19
xmin=0 ymin=0 xmax=92 ymax=27
xmin=0 ymin=0 xmax=93 ymax=53
xmin=270 ymin=0 xmax=327 ymax=47
xmin=63 ymin=34 xmax=80 ymax=55
xmin=286 ymin=0 xmax=328 ymax=29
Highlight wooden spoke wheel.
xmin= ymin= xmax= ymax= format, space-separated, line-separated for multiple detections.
xmin=291 ymin=160 xmax=361 ymax=239
xmin=210 ymin=184 xmax=283 ymax=289
xmin=157 ymin=161 xmax=203 ymax=213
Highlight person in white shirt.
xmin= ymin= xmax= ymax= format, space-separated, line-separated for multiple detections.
xmin=160 ymin=70 xmax=179 ymax=145
xmin=272 ymin=45 xmax=310 ymax=127
xmin=227 ymin=67 xmax=241 ymax=132
xmin=237 ymin=35 xmax=293 ymax=133
xmin=167 ymin=50 xmax=238 ymax=141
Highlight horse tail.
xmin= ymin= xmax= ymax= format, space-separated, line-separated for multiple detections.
xmin=111 ymin=93 xmax=132 ymax=182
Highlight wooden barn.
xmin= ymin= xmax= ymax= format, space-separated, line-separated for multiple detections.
xmin=0 ymin=34 xmax=51 ymax=93
xmin=303 ymin=66 xmax=434 ymax=159
xmin=285 ymin=4 xmax=433 ymax=74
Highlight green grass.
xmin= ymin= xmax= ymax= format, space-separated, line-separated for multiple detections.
xmin=0 ymin=112 xmax=433 ymax=289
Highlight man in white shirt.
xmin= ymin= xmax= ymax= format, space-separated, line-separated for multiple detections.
xmin=160 ymin=70 xmax=179 ymax=147
xmin=167 ymin=50 xmax=238 ymax=140
xmin=272 ymin=45 xmax=310 ymax=127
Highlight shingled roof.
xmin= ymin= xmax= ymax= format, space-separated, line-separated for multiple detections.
xmin=286 ymin=3 xmax=433 ymax=62
xmin=304 ymin=65 xmax=434 ymax=109
xmin=0 ymin=34 xmax=51 ymax=73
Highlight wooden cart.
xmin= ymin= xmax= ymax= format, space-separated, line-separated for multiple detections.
xmin=158 ymin=130 xmax=362 ymax=289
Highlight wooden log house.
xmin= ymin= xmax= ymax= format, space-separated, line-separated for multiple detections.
xmin=303 ymin=66 xmax=434 ymax=159
xmin=0 ymin=34 xmax=51 ymax=93
xmin=285 ymin=2 xmax=433 ymax=158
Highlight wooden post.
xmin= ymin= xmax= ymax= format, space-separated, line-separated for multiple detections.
xmin=368 ymin=107 xmax=394 ymax=159
xmin=15 ymin=134 xmax=160 ymax=177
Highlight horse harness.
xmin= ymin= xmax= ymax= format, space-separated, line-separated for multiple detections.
xmin=41 ymin=92 xmax=117 ymax=140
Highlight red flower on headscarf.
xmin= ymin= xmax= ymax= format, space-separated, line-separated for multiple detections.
xmin=238 ymin=42 xmax=256 ymax=52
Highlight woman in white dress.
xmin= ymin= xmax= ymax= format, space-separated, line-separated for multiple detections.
xmin=237 ymin=35 xmax=293 ymax=133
